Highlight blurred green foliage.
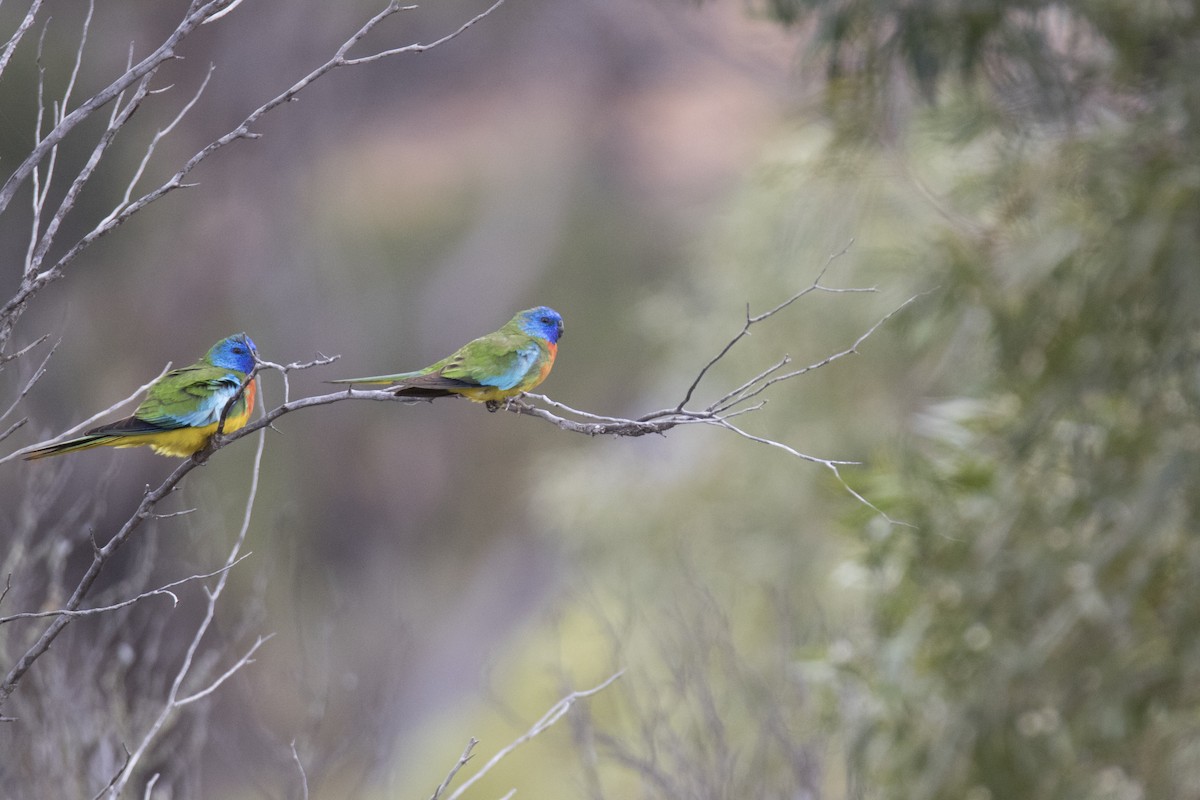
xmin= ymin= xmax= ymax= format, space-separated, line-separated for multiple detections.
xmin=758 ymin=1 xmax=1200 ymax=797
xmin=537 ymin=0 xmax=1200 ymax=797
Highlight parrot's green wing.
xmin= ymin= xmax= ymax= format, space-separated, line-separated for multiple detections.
xmin=433 ymin=330 xmax=542 ymax=389
xmin=330 ymin=330 xmax=543 ymax=393
xmin=123 ymin=363 xmax=249 ymax=430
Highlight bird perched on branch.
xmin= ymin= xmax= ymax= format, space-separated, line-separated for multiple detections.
xmin=23 ymin=333 xmax=259 ymax=460
xmin=330 ymin=306 xmax=563 ymax=410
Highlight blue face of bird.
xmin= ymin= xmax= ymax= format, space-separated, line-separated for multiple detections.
xmin=210 ymin=334 xmax=258 ymax=372
xmin=518 ymin=307 xmax=564 ymax=344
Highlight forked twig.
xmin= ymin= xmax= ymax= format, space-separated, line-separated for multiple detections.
xmin=440 ymin=670 xmax=625 ymax=800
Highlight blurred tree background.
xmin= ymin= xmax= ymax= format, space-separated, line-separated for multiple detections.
xmin=1 ymin=0 xmax=1198 ymax=797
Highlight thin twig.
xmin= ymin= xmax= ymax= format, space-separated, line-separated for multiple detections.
xmin=0 ymin=336 xmax=55 ymax=426
xmin=0 ymin=0 xmax=229 ymax=219
xmin=714 ymin=290 xmax=930 ymax=413
xmin=98 ymin=65 xmax=216 ymax=229
xmin=105 ymin=376 xmax=274 ymax=796
xmin=0 ymin=418 xmax=28 ymax=444
xmin=0 ymin=0 xmax=507 ymax=344
xmin=291 ymin=740 xmax=310 ymax=800
xmin=89 ymin=745 xmax=132 ymax=800
xmin=445 ymin=670 xmax=625 ymax=800
xmin=342 ymin=0 xmax=505 ymax=65
xmin=675 ymin=239 xmax=858 ymax=411
xmin=3 ymin=363 xmax=172 ymax=466
xmin=175 ymin=634 xmax=272 ymax=706
xmin=0 ymin=0 xmax=46 ymax=82
xmin=28 ymin=65 xmax=155 ymax=277
xmin=0 ymin=333 xmax=51 ymax=367
xmin=431 ymin=739 xmax=478 ymax=800
xmin=0 ymin=555 xmax=250 ymax=624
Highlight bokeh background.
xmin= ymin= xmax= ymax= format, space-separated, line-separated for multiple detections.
xmin=2 ymin=0 xmax=1199 ymax=798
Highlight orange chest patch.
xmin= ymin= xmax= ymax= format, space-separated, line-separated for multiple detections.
xmin=538 ymin=342 xmax=558 ymax=382
xmin=243 ymin=377 xmax=258 ymax=416
xmin=223 ymin=377 xmax=258 ymax=433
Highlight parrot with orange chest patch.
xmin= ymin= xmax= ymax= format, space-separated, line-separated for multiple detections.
xmin=330 ymin=306 xmax=563 ymax=411
xmin=23 ymin=333 xmax=258 ymax=460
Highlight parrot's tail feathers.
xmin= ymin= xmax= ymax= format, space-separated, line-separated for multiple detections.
xmin=327 ymin=373 xmax=415 ymax=386
xmin=23 ymin=434 xmax=118 ymax=460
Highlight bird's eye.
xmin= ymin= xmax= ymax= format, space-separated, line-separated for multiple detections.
xmin=233 ymin=346 xmax=245 ymax=354
xmin=540 ymin=316 xmax=552 ymax=324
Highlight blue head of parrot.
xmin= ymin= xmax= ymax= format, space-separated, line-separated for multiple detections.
xmin=208 ymin=333 xmax=258 ymax=373
xmin=517 ymin=307 xmax=564 ymax=344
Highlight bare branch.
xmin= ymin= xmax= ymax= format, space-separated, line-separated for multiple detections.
xmin=3 ymin=362 xmax=172 ymax=466
xmin=96 ymin=65 xmax=216 ymax=230
xmin=203 ymin=0 xmax=248 ymax=24
xmin=431 ymin=738 xmax=478 ymax=800
xmin=174 ymin=633 xmax=272 ymax=707
xmin=89 ymin=745 xmax=132 ymax=800
xmin=445 ymin=670 xmax=625 ymax=800
xmin=676 ymin=239 xmax=858 ymax=411
xmin=25 ymin=22 xmax=53 ymax=278
xmin=0 ymin=333 xmax=51 ymax=367
xmin=704 ymin=417 xmax=857 ymax=467
xmin=0 ymin=336 xmax=55 ymax=428
xmin=59 ymin=0 xmax=97 ymax=118
xmin=105 ymin=377 xmax=274 ymax=796
xmin=291 ymin=740 xmax=310 ymax=800
xmin=48 ymin=0 xmax=506 ymax=275
xmin=28 ymin=66 xmax=155 ymax=278
xmin=713 ymin=289 xmax=930 ymax=414
xmin=0 ymin=418 xmax=29 ymax=444
xmin=0 ymin=1 xmax=507 ymax=343
xmin=0 ymin=0 xmax=45 ymax=81
xmin=0 ymin=555 xmax=250 ymax=624
xmin=0 ymin=0 xmax=228 ymax=219
xmin=342 ymin=0 xmax=505 ymax=65
xmin=498 ymin=275 xmax=901 ymax=451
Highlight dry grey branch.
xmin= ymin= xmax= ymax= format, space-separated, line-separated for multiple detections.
xmin=2 ymin=363 xmax=172 ymax=467
xmin=88 ymin=745 xmax=132 ymax=800
xmin=341 ymin=0 xmax=505 ymax=65
xmin=0 ymin=0 xmax=228 ymax=218
xmin=0 ymin=0 xmax=507 ymax=348
xmin=502 ymin=287 xmax=923 ymax=467
xmin=675 ymin=238 xmax=860 ymax=411
xmin=0 ymin=337 xmax=55 ymax=445
xmin=0 ymin=555 xmax=248 ymax=625
xmin=36 ymin=0 xmax=506 ymax=292
xmin=0 ymin=336 xmax=54 ymax=422
xmin=291 ymin=739 xmax=310 ymax=800
xmin=174 ymin=633 xmax=271 ymax=707
xmin=0 ymin=0 xmax=45 ymax=81
xmin=440 ymin=671 xmax=625 ymax=800
xmin=104 ymin=382 xmax=271 ymax=797
xmin=431 ymin=738 xmax=478 ymax=800
xmin=0 ymin=333 xmax=51 ymax=368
